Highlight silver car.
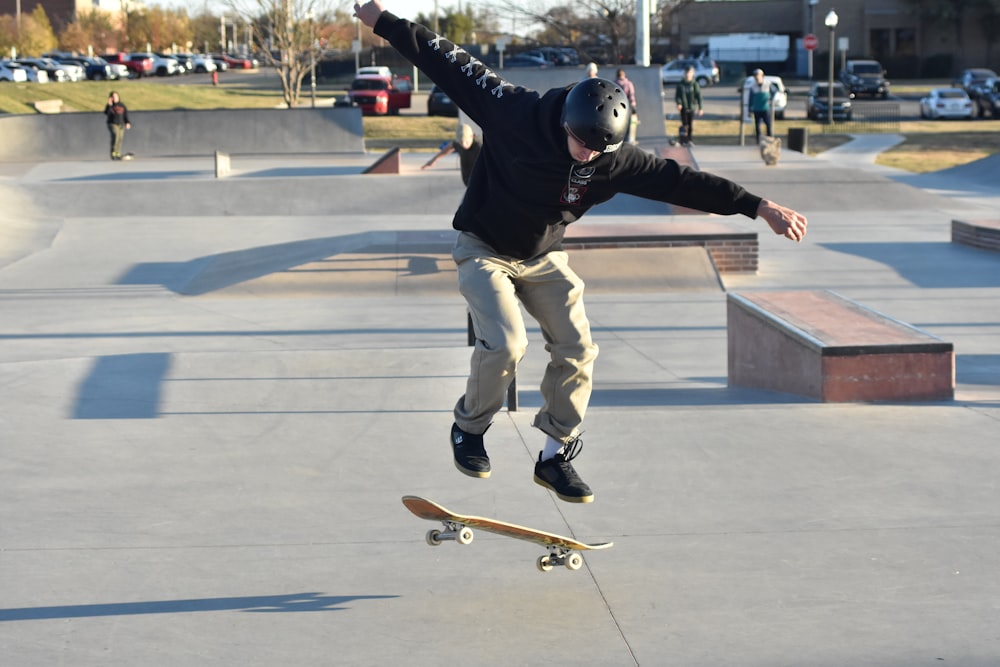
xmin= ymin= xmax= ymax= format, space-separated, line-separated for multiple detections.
xmin=661 ymin=58 xmax=720 ymax=87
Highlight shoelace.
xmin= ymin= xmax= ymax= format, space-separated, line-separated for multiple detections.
xmin=560 ymin=434 xmax=583 ymax=462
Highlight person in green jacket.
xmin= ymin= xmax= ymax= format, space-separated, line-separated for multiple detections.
xmin=746 ymin=68 xmax=775 ymax=143
xmin=674 ymin=66 xmax=703 ymax=146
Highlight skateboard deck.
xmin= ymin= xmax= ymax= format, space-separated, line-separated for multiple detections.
xmin=401 ymin=495 xmax=612 ymax=572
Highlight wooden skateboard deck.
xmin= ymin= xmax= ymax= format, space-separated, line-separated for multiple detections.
xmin=401 ymin=495 xmax=612 ymax=572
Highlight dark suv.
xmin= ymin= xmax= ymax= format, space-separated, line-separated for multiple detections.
xmin=974 ymin=78 xmax=1000 ymax=118
xmin=840 ymin=59 xmax=890 ymax=98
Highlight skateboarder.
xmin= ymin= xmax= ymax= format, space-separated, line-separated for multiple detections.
xmin=354 ymin=0 xmax=808 ymax=503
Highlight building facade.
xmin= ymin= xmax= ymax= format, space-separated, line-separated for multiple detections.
xmin=671 ymin=0 xmax=999 ymax=78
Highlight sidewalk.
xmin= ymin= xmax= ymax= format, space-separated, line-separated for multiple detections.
xmin=1 ymin=142 xmax=999 ymax=666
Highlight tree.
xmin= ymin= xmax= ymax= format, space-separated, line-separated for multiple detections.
xmin=227 ymin=0 xmax=334 ymax=108
xmin=9 ymin=6 xmax=59 ymax=56
xmin=59 ymin=10 xmax=118 ymax=54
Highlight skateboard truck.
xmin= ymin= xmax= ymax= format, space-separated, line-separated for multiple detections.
xmin=537 ymin=547 xmax=584 ymax=572
xmin=425 ymin=520 xmax=474 ymax=546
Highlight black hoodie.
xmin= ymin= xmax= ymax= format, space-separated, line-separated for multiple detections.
xmin=374 ymin=12 xmax=762 ymax=260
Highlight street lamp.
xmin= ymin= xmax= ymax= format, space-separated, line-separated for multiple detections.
xmin=825 ymin=9 xmax=839 ymax=125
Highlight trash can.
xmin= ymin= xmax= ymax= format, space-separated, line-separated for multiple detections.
xmin=787 ymin=127 xmax=809 ymax=153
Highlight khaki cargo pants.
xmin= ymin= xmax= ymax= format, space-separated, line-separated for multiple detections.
xmin=452 ymin=232 xmax=599 ymax=443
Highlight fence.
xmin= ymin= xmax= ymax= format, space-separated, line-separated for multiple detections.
xmin=820 ymin=101 xmax=901 ymax=134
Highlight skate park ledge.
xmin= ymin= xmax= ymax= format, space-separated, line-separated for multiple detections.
xmin=727 ymin=290 xmax=955 ymax=402
xmin=951 ymin=219 xmax=1000 ymax=253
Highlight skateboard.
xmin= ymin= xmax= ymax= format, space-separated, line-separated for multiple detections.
xmin=401 ymin=495 xmax=612 ymax=572
xmin=122 ymin=153 xmax=134 ymax=160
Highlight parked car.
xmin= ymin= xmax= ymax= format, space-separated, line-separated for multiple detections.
xmin=56 ymin=56 xmax=115 ymax=81
xmin=14 ymin=57 xmax=71 ymax=82
xmin=9 ymin=61 xmax=49 ymax=83
xmin=520 ymin=47 xmax=578 ymax=66
xmin=162 ymin=52 xmax=193 ymax=72
xmin=661 ymin=58 xmax=719 ymax=87
xmin=357 ymin=65 xmax=392 ymax=77
xmin=0 ymin=60 xmax=33 ymax=82
xmin=740 ymin=74 xmax=787 ymax=120
xmin=107 ymin=53 xmax=152 ymax=78
xmin=348 ymin=74 xmax=412 ymax=115
xmin=427 ymin=84 xmax=459 ymax=116
xmin=132 ymin=52 xmax=181 ymax=77
xmin=952 ymin=68 xmax=997 ymax=93
xmin=806 ymin=82 xmax=853 ymax=121
xmin=840 ymin=59 xmax=890 ymax=98
xmin=919 ymin=88 xmax=973 ymax=119
xmin=501 ymin=54 xmax=549 ymax=68
xmin=213 ymin=53 xmax=254 ymax=69
xmin=973 ymin=78 xmax=1000 ymax=118
xmin=176 ymin=53 xmax=217 ymax=73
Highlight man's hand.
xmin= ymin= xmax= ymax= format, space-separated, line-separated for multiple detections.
xmin=757 ymin=199 xmax=807 ymax=242
xmin=354 ymin=0 xmax=384 ymax=28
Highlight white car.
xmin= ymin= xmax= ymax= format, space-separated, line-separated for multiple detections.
xmin=357 ymin=66 xmax=392 ymax=78
xmin=741 ymin=74 xmax=787 ymax=120
xmin=661 ymin=58 xmax=719 ymax=87
xmin=0 ymin=60 xmax=29 ymax=82
xmin=919 ymin=88 xmax=973 ymax=119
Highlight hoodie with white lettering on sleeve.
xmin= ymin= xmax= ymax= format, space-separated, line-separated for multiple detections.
xmin=373 ymin=12 xmax=762 ymax=261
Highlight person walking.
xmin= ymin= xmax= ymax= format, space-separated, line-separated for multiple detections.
xmin=354 ymin=0 xmax=808 ymax=503
xmin=746 ymin=69 xmax=775 ymax=143
xmin=614 ymin=68 xmax=638 ymax=145
xmin=674 ymin=66 xmax=703 ymax=146
xmin=103 ymin=91 xmax=131 ymax=160
xmin=421 ymin=123 xmax=483 ymax=185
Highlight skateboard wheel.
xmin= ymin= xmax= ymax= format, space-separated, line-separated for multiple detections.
xmin=536 ymin=555 xmax=554 ymax=573
xmin=565 ymin=552 xmax=583 ymax=570
xmin=456 ymin=527 xmax=474 ymax=545
xmin=426 ymin=529 xmax=443 ymax=546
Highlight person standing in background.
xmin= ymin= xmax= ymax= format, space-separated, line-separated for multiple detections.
xmin=614 ymin=68 xmax=639 ymax=145
xmin=104 ymin=91 xmax=131 ymax=160
xmin=746 ymin=69 xmax=775 ymax=144
xmin=674 ymin=66 xmax=703 ymax=146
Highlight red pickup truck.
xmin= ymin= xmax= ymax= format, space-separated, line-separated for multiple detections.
xmin=348 ymin=74 xmax=412 ymax=115
xmin=104 ymin=53 xmax=153 ymax=78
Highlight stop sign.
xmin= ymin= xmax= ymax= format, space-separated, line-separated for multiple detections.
xmin=803 ymin=34 xmax=819 ymax=51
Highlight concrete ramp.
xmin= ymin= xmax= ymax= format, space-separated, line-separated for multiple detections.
xmin=0 ymin=183 xmax=62 ymax=269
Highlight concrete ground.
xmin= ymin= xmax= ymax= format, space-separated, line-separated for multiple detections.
xmin=1 ymin=139 xmax=998 ymax=666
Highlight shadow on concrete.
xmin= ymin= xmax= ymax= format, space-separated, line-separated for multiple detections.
xmin=71 ymin=352 xmax=171 ymax=419
xmin=515 ymin=384 xmax=815 ymax=408
xmin=56 ymin=170 xmax=210 ymax=182
xmin=821 ymin=242 xmax=1000 ymax=288
xmin=0 ymin=593 xmax=399 ymax=621
xmin=239 ymin=166 xmax=366 ymax=178
xmin=957 ymin=354 xmax=1000 ymax=387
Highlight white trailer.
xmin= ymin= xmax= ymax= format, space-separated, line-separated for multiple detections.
xmin=708 ymin=33 xmax=789 ymax=62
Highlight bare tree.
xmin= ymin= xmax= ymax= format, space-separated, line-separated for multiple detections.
xmin=487 ymin=0 xmax=692 ymax=63
xmin=227 ymin=0 xmax=336 ymax=108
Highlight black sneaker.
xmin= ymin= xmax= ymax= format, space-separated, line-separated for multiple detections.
xmin=450 ymin=422 xmax=491 ymax=478
xmin=533 ymin=436 xmax=593 ymax=503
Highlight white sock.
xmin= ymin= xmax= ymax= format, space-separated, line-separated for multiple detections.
xmin=540 ymin=435 xmax=563 ymax=462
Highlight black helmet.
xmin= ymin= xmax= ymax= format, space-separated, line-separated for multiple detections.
xmin=560 ymin=78 xmax=630 ymax=153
